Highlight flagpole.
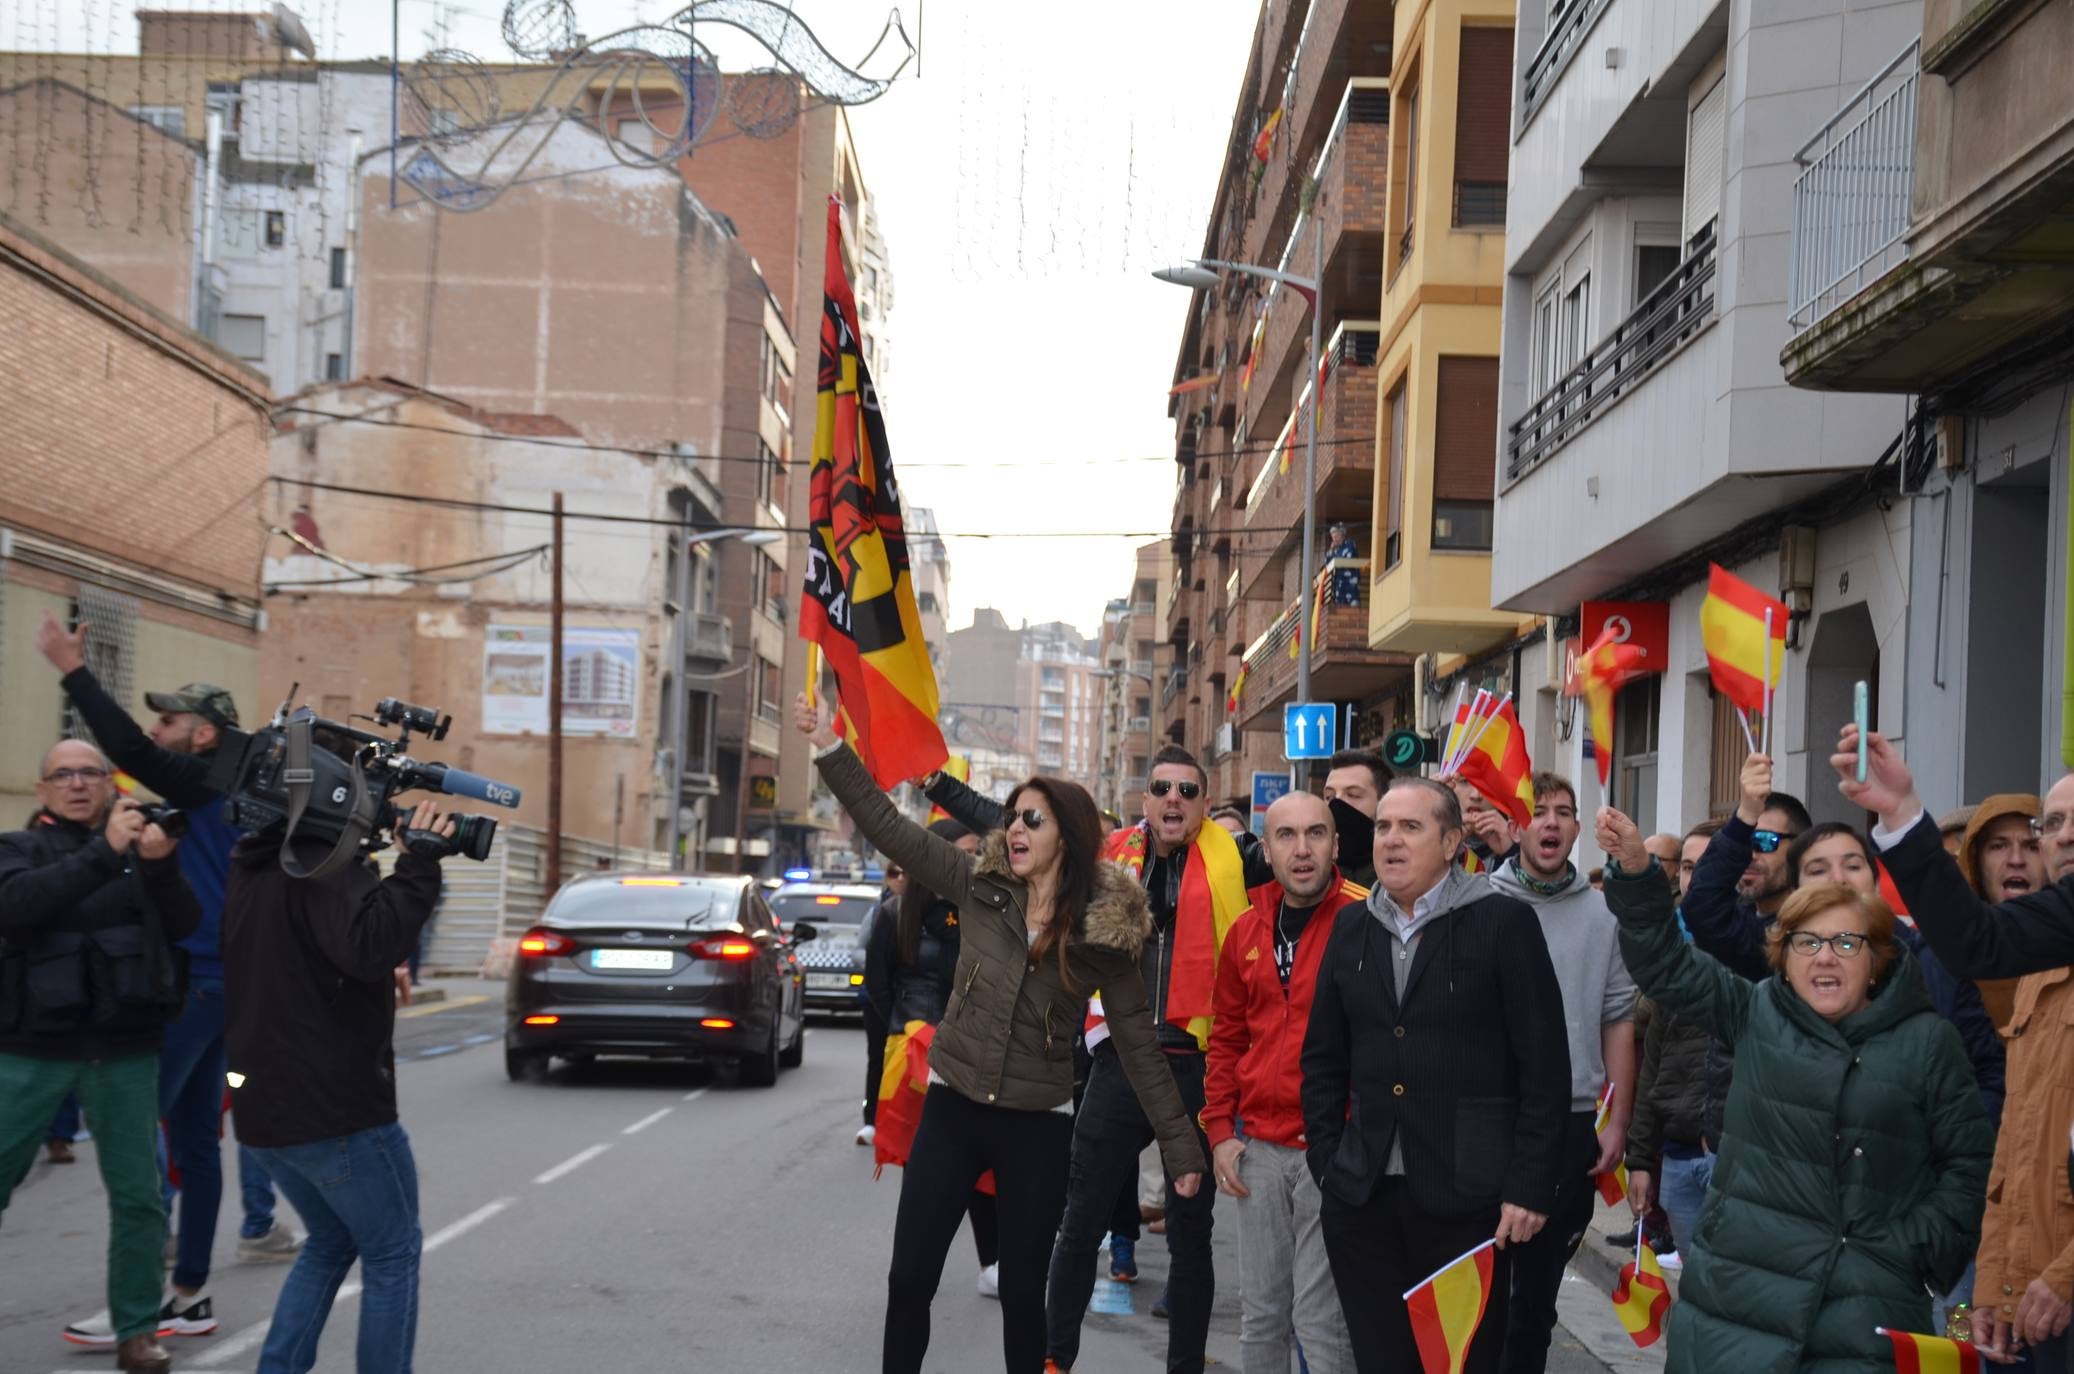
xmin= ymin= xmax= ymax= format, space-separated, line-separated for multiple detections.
xmin=1761 ymin=607 xmax=1775 ymax=758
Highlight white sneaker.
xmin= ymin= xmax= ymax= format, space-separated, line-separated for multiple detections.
xmin=1656 ymin=1250 xmax=1683 ymax=1271
xmin=855 ymin=1124 xmax=876 ymax=1146
xmin=237 ymin=1221 xmax=304 ymax=1262
xmin=977 ymin=1263 xmax=1000 ymax=1298
xmin=63 ymin=1289 xmax=216 ymax=1347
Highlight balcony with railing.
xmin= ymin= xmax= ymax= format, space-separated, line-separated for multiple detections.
xmin=1786 ymin=42 xmax=1919 ymax=338
xmin=1504 ymin=221 xmax=1718 ymax=484
xmin=1241 ymin=323 xmax=1381 ymax=598
xmin=1230 ymin=560 xmax=1414 ymax=732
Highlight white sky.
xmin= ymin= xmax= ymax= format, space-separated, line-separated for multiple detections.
xmin=52 ymin=0 xmax=1261 ymax=637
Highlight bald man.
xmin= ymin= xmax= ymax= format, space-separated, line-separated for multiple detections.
xmin=0 ymin=739 xmax=200 ymax=1373
xmin=1203 ymin=792 xmax=1363 ymax=1374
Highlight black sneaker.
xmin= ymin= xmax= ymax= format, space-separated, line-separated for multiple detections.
xmin=159 ymin=1291 xmax=218 ymax=1337
xmin=1602 ymin=1222 xmax=1639 ymax=1249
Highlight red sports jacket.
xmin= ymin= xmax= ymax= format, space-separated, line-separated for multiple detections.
xmin=1201 ymin=872 xmax=1367 ymax=1149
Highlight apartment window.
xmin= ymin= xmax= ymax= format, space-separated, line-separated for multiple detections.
xmin=753 ymin=654 xmax=783 ymax=723
xmin=917 ymin=591 xmax=939 ymax=614
xmin=128 ymin=105 xmax=184 ymax=138
xmin=1397 ymin=82 xmax=1421 ymax=265
xmin=324 ymin=352 xmax=344 ymax=380
xmin=264 ymin=210 xmax=286 ymax=248
xmin=1533 ymin=284 xmax=1560 ymax=396
xmin=329 ymin=246 xmax=347 ymax=289
xmin=218 ymin=313 xmax=266 ymax=363
xmin=1561 ymin=274 xmax=1592 ymax=377
xmin=1635 ymin=242 xmax=1682 ymax=306
xmin=1383 ymin=377 xmax=1407 ymax=570
xmin=1452 ymin=26 xmax=1513 ymax=228
xmin=756 ymin=438 xmax=781 ymax=510
xmin=754 ymin=549 xmax=785 ymax=621
xmin=1432 ymin=357 xmax=1498 ymax=551
xmin=1683 ymin=73 xmax=1727 ymax=244
xmin=1612 ymin=675 xmax=1662 ymax=830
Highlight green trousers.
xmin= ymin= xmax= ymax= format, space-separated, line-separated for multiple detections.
xmin=0 ymin=1051 xmax=166 ymax=1340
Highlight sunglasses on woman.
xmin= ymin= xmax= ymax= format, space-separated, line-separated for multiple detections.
xmin=1147 ymin=779 xmax=1203 ymax=800
xmin=1014 ymin=808 xmax=1050 ymax=831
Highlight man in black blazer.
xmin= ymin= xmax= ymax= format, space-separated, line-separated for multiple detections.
xmin=1302 ymin=776 xmax=1571 ymax=1374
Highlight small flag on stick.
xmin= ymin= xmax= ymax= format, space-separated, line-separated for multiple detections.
xmin=1593 ymin=1082 xmax=1628 ymax=1205
xmin=1570 ymin=629 xmax=1649 ymax=786
xmin=1611 ymin=1236 xmax=1671 ymax=1348
xmin=1700 ymin=563 xmax=1788 ymax=718
xmin=1442 ymin=695 xmax=1533 ymax=830
xmin=1877 ymin=1327 xmax=1982 ymax=1374
xmin=1402 ymin=1239 xmax=1497 ymax=1374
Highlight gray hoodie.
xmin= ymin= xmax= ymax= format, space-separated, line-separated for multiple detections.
xmin=1488 ymin=859 xmax=1637 ymax=1113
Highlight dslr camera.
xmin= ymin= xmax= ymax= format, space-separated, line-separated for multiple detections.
xmin=205 ymin=688 xmax=522 ymax=880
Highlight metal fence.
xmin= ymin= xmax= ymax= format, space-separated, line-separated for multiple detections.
xmin=1787 ymin=40 xmax=1920 ymax=333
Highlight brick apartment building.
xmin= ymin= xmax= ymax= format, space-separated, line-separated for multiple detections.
xmin=0 ymin=214 xmax=268 ymax=819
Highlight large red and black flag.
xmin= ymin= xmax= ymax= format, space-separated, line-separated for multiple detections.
xmin=800 ymin=194 xmax=948 ymax=788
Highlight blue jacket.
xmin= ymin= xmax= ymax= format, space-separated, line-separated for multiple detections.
xmin=1680 ymin=815 xmax=2004 ymax=1128
xmin=61 ymin=667 xmax=238 ymax=981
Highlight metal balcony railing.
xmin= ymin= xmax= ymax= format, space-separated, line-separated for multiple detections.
xmin=1505 ymin=220 xmax=1718 ymax=483
xmin=1520 ymin=0 xmax=1614 ymax=130
xmin=1787 ymin=40 xmax=1920 ymax=334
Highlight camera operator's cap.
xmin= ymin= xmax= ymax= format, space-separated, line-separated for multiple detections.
xmin=144 ymin=683 xmax=240 ymax=730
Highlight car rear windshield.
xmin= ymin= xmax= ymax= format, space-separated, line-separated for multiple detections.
xmin=546 ymin=880 xmax=737 ymax=927
xmin=770 ymin=893 xmax=877 ymax=927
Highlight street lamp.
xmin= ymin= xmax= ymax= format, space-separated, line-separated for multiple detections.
xmin=1155 ymin=215 xmax=1328 ymax=731
xmin=664 ymin=525 xmax=781 ymax=867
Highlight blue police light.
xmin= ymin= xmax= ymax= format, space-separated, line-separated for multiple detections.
xmin=782 ymin=867 xmax=813 ymax=882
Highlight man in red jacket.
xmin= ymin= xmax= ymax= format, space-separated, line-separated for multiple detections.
xmin=1204 ymin=790 xmax=1359 ymax=1374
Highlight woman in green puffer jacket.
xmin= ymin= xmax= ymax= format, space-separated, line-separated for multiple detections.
xmin=1595 ymin=807 xmax=1991 ymax=1374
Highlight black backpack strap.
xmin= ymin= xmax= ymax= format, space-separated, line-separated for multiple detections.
xmin=277 ymin=716 xmax=379 ymax=881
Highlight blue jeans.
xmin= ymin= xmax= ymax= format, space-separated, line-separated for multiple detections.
xmin=48 ymin=1093 xmax=81 ymax=1142
xmin=249 ymin=1122 xmax=422 ymax=1374
xmin=159 ymin=977 xmax=282 ymax=1287
xmin=1657 ymin=1149 xmax=1714 ymax=1256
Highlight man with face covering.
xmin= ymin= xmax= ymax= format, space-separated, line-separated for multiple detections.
xmin=1047 ymin=744 xmax=1273 ymax=1374
xmin=1452 ymin=778 xmax=1519 ymax=874
xmin=1323 ymin=750 xmax=1390 ymax=889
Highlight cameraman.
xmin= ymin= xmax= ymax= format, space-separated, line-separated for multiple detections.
xmin=223 ymin=797 xmax=455 ymax=1374
xmin=0 ymin=739 xmax=200 ymax=1374
xmin=37 ymin=612 xmax=300 ymax=1355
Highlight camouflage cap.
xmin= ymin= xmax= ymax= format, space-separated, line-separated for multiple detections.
xmin=143 ymin=683 xmax=240 ymax=729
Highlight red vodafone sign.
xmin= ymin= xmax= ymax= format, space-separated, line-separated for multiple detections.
xmin=1579 ymin=600 xmax=1670 ymax=673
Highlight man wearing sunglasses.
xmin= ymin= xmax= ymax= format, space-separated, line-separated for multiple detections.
xmin=1678 ymin=753 xmax=1812 ymax=984
xmin=0 ymin=740 xmax=201 ymax=1373
xmin=1048 ymin=745 xmax=1274 ymax=1374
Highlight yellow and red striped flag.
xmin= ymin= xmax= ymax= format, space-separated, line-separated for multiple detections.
xmin=1449 ymin=699 xmax=1534 ymax=830
xmin=1227 ymin=662 xmax=1249 ymax=716
xmin=1611 ymin=1240 xmax=1671 ymax=1347
xmin=1592 ymin=1082 xmax=1629 ymax=1205
xmin=1699 ymin=563 xmax=1789 ymax=715
xmin=1251 ymin=106 xmax=1284 ymax=164
xmin=1403 ymin=1239 xmax=1496 ymax=1374
xmin=1571 ymin=628 xmax=1648 ymax=786
xmin=800 ymin=195 xmax=949 ymax=788
xmin=1878 ymin=1328 xmax=1982 ymax=1374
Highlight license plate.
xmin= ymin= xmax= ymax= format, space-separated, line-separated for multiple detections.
xmin=591 ymin=948 xmax=674 ymax=971
xmin=806 ymin=972 xmax=850 ymax=991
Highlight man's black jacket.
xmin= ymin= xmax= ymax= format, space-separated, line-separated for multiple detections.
xmin=1300 ymin=886 xmax=1571 ymax=1218
xmin=222 ymin=835 xmax=443 ymax=1148
xmin=0 ymin=812 xmax=200 ymax=1059
xmin=1885 ymin=809 xmax=2074 ymax=979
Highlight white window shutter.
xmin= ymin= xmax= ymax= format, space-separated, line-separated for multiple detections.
xmin=1683 ymin=75 xmax=1726 ymax=243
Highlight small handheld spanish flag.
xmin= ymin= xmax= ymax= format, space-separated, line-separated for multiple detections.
xmin=1611 ymin=1235 xmax=1670 ymax=1347
xmin=1402 ymin=1238 xmax=1496 ymax=1374
xmin=1699 ymin=563 xmax=1789 ymax=716
xmin=1877 ymin=1327 xmax=1981 ymax=1374
xmin=1592 ymin=1082 xmax=1629 ymax=1206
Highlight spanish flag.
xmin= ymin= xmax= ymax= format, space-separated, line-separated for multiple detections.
xmin=1572 ymin=629 xmax=1648 ymax=786
xmin=1403 ymin=1239 xmax=1497 ymax=1374
xmin=800 ymin=195 xmax=949 ymax=789
xmin=1877 ymin=1328 xmax=1982 ymax=1374
xmin=1699 ymin=563 xmax=1789 ymax=715
xmin=1611 ymin=1240 xmax=1670 ymax=1347
xmin=1227 ymin=662 xmax=1249 ymax=715
xmin=927 ymin=755 xmax=970 ymax=824
xmin=1449 ymin=699 xmax=1534 ymax=830
xmin=1104 ymin=820 xmax=1246 ymax=1050
xmin=1242 ymin=311 xmax=1267 ymax=393
xmin=1251 ymin=106 xmax=1284 ymax=164
xmin=1592 ymin=1081 xmax=1629 ymax=1206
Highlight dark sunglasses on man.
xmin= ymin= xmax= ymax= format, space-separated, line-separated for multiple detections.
xmin=1147 ymin=779 xmax=1203 ymax=800
xmin=1751 ymin=829 xmax=1790 ymax=854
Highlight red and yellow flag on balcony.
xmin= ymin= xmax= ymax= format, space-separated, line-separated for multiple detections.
xmin=1241 ymin=309 xmax=1267 ymax=393
xmin=800 ymin=195 xmax=949 ymax=789
xmin=1699 ymin=562 xmax=1789 ymax=716
xmin=1227 ymin=662 xmax=1249 ymax=716
xmin=1403 ymin=1239 xmax=1496 ymax=1374
xmin=1877 ymin=1328 xmax=1982 ymax=1374
xmin=1251 ymin=106 xmax=1284 ymax=165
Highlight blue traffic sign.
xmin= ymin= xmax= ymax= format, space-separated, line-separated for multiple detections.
xmin=1250 ymin=771 xmax=1293 ymax=835
xmin=1283 ymin=702 xmax=1338 ymax=761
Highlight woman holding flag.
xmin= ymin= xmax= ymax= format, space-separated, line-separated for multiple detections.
xmin=1594 ymin=805 xmax=1992 ymax=1372
xmin=796 ymin=692 xmax=1205 ymax=1374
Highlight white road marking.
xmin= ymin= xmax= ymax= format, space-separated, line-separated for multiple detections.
xmin=191 ymin=1197 xmax=518 ymax=1367
xmin=682 ymin=1087 xmax=709 ymax=1104
xmin=623 ymin=1108 xmax=672 ymax=1135
xmin=532 ymin=1143 xmax=610 ymax=1185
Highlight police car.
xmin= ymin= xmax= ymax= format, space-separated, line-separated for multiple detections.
xmin=769 ymin=880 xmax=882 ymax=1015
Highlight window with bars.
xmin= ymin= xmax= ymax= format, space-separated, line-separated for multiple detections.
xmin=61 ymin=589 xmax=138 ymax=746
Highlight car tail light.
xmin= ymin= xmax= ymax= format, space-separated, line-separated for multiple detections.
xmin=518 ymin=928 xmax=577 ymax=957
xmin=700 ymin=1018 xmax=736 ymax=1029
xmin=523 ymin=1014 xmax=560 ymax=1026
xmin=690 ymin=937 xmax=757 ymax=960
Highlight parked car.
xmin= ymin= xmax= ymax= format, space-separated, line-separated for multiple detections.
xmin=505 ymin=872 xmax=810 ymax=1086
xmin=770 ymin=881 xmax=882 ymax=1016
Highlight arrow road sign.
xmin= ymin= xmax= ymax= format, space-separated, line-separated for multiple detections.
xmin=1284 ymin=702 xmax=1338 ymax=761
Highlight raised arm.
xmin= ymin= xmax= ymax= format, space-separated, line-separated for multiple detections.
xmin=920 ymin=768 xmax=1005 ymax=836
xmin=1599 ymin=809 xmax=1755 ymax=1045
xmin=40 ymin=611 xmax=218 ymax=807
xmin=800 ymin=694 xmax=974 ymax=907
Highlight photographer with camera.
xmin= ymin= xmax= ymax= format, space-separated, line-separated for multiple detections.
xmin=0 ymin=739 xmax=201 ymax=1374
xmin=221 ymin=788 xmax=456 ymax=1374
xmin=37 ymin=612 xmax=304 ymax=1351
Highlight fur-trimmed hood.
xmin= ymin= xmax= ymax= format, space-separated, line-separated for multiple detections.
xmin=974 ymin=831 xmax=1154 ymax=958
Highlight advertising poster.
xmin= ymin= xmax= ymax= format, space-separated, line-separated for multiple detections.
xmin=482 ymin=625 xmax=641 ymax=737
